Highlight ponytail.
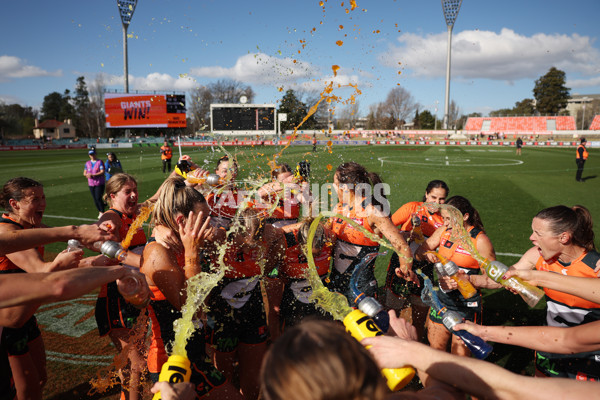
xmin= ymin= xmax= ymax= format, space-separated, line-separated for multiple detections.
xmin=536 ymin=205 xmax=596 ymax=251
xmin=445 ymin=196 xmax=484 ymax=232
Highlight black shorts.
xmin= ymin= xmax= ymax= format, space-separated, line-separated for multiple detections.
xmin=428 ymin=289 xmax=482 ymax=325
xmin=1 ymin=316 xmax=41 ymax=356
xmin=385 ymin=255 xmax=432 ymax=298
xmin=280 ymin=280 xmax=332 ymax=329
xmin=95 ymin=281 xmax=142 ymax=336
xmin=536 ymin=352 xmax=600 ymax=381
xmin=205 ymin=278 xmax=269 ymax=352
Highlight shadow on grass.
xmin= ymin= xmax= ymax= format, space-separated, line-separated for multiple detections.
xmin=46 ymin=382 xmax=120 ymax=400
xmin=482 ymin=288 xmax=546 ymax=376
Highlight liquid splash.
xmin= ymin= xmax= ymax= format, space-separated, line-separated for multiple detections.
xmin=121 ymin=204 xmax=154 ymax=250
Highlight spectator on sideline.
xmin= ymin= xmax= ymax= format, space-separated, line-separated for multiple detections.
xmin=104 ymin=152 xmax=123 ymax=181
xmin=84 ymin=148 xmax=106 ymax=218
xmin=576 ymin=137 xmax=588 ymax=182
xmin=160 ymin=140 xmax=173 ymax=173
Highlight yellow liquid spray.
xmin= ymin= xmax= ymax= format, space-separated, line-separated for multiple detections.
xmin=304 ymin=214 xmax=415 ymax=390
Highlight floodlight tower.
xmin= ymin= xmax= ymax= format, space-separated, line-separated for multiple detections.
xmin=441 ymin=0 xmax=462 ymax=130
xmin=117 ymin=0 xmax=138 ymax=93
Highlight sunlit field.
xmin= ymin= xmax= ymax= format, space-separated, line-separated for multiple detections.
xmin=0 ymin=143 xmax=597 ymax=397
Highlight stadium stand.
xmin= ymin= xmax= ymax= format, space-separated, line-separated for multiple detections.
xmin=464 ymin=116 xmax=576 ymax=132
xmin=589 ymin=115 xmax=600 ymax=130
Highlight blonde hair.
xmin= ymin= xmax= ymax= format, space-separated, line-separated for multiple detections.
xmin=260 ymin=319 xmax=387 ymax=400
xmin=103 ymin=173 xmax=137 ymax=206
xmin=152 ymin=177 xmax=206 ymax=232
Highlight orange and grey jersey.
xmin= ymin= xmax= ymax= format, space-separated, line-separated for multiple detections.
xmin=438 ymin=226 xmax=482 ymax=272
xmin=281 ymin=229 xmax=332 ymax=279
xmin=98 ymin=209 xmax=146 ymax=298
xmin=222 ymin=245 xmax=264 ymax=279
xmin=107 ymin=208 xmax=147 ymax=249
xmin=534 ymin=251 xmax=600 ymax=379
xmin=391 ymin=201 xmax=444 ymax=238
xmin=535 ymin=251 xmax=600 ymax=329
xmin=330 ymin=200 xmax=380 ymax=275
xmin=264 ymin=188 xmax=301 ymax=222
xmin=0 ymin=215 xmax=43 ymax=274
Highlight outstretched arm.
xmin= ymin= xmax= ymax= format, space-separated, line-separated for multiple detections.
xmin=364 ymin=314 xmax=598 ymax=400
xmin=0 ymin=265 xmax=143 ymax=309
xmin=505 ymin=268 xmax=600 ymax=304
xmin=0 ymin=223 xmax=116 ymax=256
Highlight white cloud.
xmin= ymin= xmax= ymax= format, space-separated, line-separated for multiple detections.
xmin=568 ymin=76 xmax=600 ymax=88
xmin=381 ymin=29 xmax=600 ymax=82
xmin=0 ymin=55 xmax=62 ymax=82
xmin=190 ymin=53 xmax=317 ymax=86
xmin=129 ymin=72 xmax=198 ymax=91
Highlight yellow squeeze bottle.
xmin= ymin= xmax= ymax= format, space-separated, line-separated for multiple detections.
xmin=480 ymin=259 xmax=544 ymax=307
xmin=343 ymin=309 xmax=415 ymax=391
xmin=152 ymin=355 xmax=192 ymax=400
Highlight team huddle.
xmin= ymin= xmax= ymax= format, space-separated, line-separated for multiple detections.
xmin=1 ymin=151 xmax=599 ymax=400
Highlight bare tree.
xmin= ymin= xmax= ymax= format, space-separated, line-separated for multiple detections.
xmin=209 ymin=79 xmax=255 ymax=104
xmin=448 ymin=100 xmax=460 ymax=130
xmin=300 ymin=89 xmax=332 ymax=130
xmin=189 ymin=85 xmax=213 ymax=132
xmin=383 ymin=86 xmax=418 ymax=129
xmin=187 ymin=79 xmax=255 ymax=133
xmin=336 ymin=101 xmax=361 ymax=130
xmin=89 ymin=74 xmax=106 ymax=137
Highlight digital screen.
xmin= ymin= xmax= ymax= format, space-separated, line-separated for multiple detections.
xmin=105 ymin=93 xmax=186 ymax=128
xmin=211 ymin=106 xmax=275 ymax=133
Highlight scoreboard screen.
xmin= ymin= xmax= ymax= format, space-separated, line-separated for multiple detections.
xmin=211 ymin=104 xmax=276 ymax=135
xmin=105 ymin=93 xmax=186 ymax=128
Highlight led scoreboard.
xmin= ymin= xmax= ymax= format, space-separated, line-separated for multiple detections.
xmin=210 ymin=104 xmax=276 ymax=135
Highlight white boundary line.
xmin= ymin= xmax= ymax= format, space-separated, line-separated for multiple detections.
xmin=378 ymin=155 xmax=524 ymax=167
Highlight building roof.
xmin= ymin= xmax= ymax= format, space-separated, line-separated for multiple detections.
xmin=36 ymin=119 xmax=66 ymax=129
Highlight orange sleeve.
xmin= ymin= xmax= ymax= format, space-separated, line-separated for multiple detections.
xmin=391 ymin=202 xmax=419 ymax=228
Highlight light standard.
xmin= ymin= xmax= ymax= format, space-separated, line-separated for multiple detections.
xmin=117 ymin=0 xmax=138 ymax=94
xmin=441 ymin=0 xmax=462 ymax=130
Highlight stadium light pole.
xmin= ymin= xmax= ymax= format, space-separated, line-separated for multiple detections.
xmin=117 ymin=0 xmax=138 ymax=94
xmin=117 ymin=0 xmax=137 ymax=138
xmin=441 ymin=0 xmax=462 ymax=130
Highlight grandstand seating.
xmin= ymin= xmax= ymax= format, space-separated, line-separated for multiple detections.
xmin=464 ymin=116 xmax=576 ymax=132
xmin=589 ymin=115 xmax=600 ymax=130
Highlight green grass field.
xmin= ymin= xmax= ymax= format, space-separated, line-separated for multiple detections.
xmin=0 ymin=143 xmax=597 ymax=397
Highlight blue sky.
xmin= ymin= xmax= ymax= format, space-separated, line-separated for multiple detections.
xmin=1 ymin=0 xmax=599 ymax=119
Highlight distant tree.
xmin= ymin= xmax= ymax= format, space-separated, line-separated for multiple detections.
xmin=188 ymin=79 xmax=255 ymax=133
xmin=489 ymin=108 xmax=513 ymax=117
xmin=278 ymin=89 xmax=316 ymax=132
xmin=336 ymin=101 xmax=361 ymax=130
xmin=0 ymin=103 xmax=37 ymax=138
xmin=490 ymin=98 xmax=535 ymax=117
xmin=89 ymin=74 xmax=106 ymax=137
xmin=189 ymin=85 xmax=213 ymax=132
xmin=448 ymin=100 xmax=460 ymax=129
xmin=300 ymin=90 xmax=331 ymax=130
xmin=417 ymin=110 xmax=435 ymax=129
xmin=533 ymin=67 xmax=570 ymax=115
xmin=383 ymin=86 xmax=418 ymax=129
xmin=209 ymin=79 xmax=254 ymax=104
xmin=513 ymin=98 xmax=535 ymax=115
xmin=413 ymin=109 xmax=420 ymax=129
xmin=40 ymin=92 xmax=64 ymax=121
xmin=73 ymin=76 xmax=92 ymax=136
